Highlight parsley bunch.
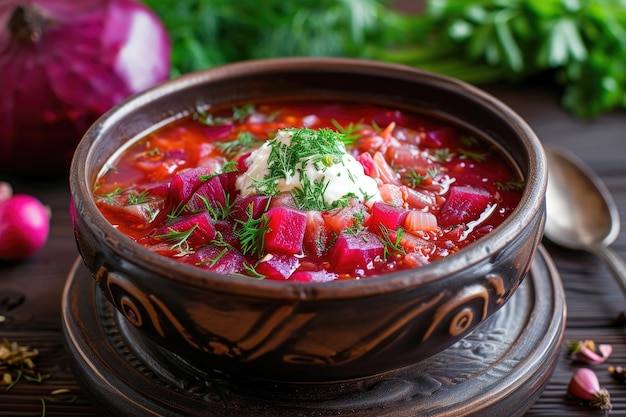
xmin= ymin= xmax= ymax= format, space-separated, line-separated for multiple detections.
xmin=143 ymin=0 xmax=626 ymax=118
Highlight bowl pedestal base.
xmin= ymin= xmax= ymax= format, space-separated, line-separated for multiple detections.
xmin=62 ymin=246 xmax=565 ymax=417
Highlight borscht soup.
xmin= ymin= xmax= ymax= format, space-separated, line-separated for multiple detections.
xmin=94 ymin=101 xmax=523 ymax=282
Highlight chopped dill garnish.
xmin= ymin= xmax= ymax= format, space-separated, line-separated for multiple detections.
xmin=242 ymin=263 xmax=266 ymax=279
xmin=168 ymin=202 xmax=188 ymax=221
xmin=459 ymin=135 xmax=480 ymax=147
xmin=377 ymin=224 xmax=406 ymax=259
xmin=96 ymin=187 xmax=125 ymax=204
xmin=199 ymin=192 xmax=236 ymax=221
xmin=155 ymin=225 xmax=198 ymax=255
xmin=433 ymin=148 xmax=455 ymax=162
xmin=345 ymin=211 xmax=366 ymax=236
xmin=234 ymin=204 xmax=270 ymax=257
xmin=292 ymin=176 xmax=329 ymax=211
xmin=495 ymin=180 xmax=525 ymax=191
xmin=194 ymin=104 xmax=256 ymax=126
xmin=404 ymin=167 xmax=438 ymax=187
xmin=215 ymin=131 xmax=260 ymax=156
xmin=458 ymin=148 xmax=491 ymax=162
xmin=330 ymin=119 xmax=362 ymax=145
xmin=127 ymin=190 xmax=151 ymax=205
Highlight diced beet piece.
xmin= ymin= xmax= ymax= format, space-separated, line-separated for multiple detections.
xmin=218 ymin=171 xmax=239 ymax=195
xmin=213 ymin=219 xmax=241 ymax=249
xmin=264 ymin=207 xmax=307 ymax=255
xmin=184 ymin=245 xmax=248 ymax=274
xmin=187 ymin=175 xmax=226 ymax=212
xmin=290 ymin=270 xmax=338 ymax=283
xmin=440 ymin=185 xmax=492 ymax=226
xmin=231 ymin=195 xmax=271 ymax=222
xmin=329 ymin=231 xmax=385 ymax=274
xmin=256 ymin=254 xmax=301 ymax=280
xmin=157 ymin=212 xmax=216 ymax=246
xmin=367 ymin=201 xmax=409 ymax=230
xmin=169 ymin=167 xmax=213 ymax=206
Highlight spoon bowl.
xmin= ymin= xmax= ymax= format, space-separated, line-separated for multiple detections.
xmin=545 ymin=145 xmax=626 ymax=296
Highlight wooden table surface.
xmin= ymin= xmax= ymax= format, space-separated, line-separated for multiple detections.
xmin=0 ymin=79 xmax=625 ymax=416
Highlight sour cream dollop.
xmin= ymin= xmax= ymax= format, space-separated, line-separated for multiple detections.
xmin=235 ymin=129 xmax=381 ymax=209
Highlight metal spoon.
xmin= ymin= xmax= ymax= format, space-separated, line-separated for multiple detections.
xmin=544 ymin=145 xmax=626 ymax=298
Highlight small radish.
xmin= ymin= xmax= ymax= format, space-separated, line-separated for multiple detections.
xmin=0 ymin=194 xmax=50 ymax=261
xmin=0 ymin=182 xmax=12 ymax=203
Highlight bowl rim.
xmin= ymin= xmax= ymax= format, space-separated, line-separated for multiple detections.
xmin=70 ymin=57 xmax=547 ymax=301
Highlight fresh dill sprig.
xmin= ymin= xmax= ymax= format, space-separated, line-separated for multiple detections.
xmin=377 ymin=224 xmax=406 ymax=259
xmin=127 ymin=190 xmax=151 ymax=205
xmin=155 ymin=225 xmax=198 ymax=255
xmin=404 ymin=167 xmax=438 ymax=187
xmin=242 ymin=263 xmax=266 ymax=280
xmin=495 ymin=180 xmax=525 ymax=191
xmin=330 ymin=119 xmax=363 ymax=146
xmin=433 ymin=148 xmax=455 ymax=162
xmin=458 ymin=148 xmax=491 ymax=162
xmin=194 ymin=104 xmax=256 ymax=126
xmin=234 ymin=204 xmax=270 ymax=257
xmin=215 ymin=131 xmax=260 ymax=156
xmin=291 ymin=171 xmax=332 ymax=211
xmin=96 ymin=187 xmax=124 ymax=204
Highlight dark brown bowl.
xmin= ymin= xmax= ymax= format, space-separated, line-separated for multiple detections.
xmin=69 ymin=57 xmax=547 ymax=383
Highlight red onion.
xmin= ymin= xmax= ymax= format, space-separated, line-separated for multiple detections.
xmin=568 ymin=368 xmax=612 ymax=412
xmin=0 ymin=193 xmax=50 ymax=260
xmin=0 ymin=0 xmax=171 ymax=175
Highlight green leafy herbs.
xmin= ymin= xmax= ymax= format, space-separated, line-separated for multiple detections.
xmin=155 ymin=225 xmax=198 ymax=255
xmin=144 ymin=0 xmax=626 ymax=118
xmin=377 ymin=224 xmax=406 ymax=259
xmin=234 ymin=205 xmax=270 ymax=257
xmin=458 ymin=148 xmax=491 ymax=162
xmin=250 ymin=128 xmax=353 ymax=208
xmin=404 ymin=167 xmax=438 ymax=187
xmin=215 ymin=131 xmax=260 ymax=156
xmin=194 ymin=104 xmax=255 ymax=126
xmin=495 ymin=180 xmax=526 ymax=191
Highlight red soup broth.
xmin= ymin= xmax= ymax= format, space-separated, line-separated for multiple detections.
xmin=94 ymin=101 xmax=524 ymax=282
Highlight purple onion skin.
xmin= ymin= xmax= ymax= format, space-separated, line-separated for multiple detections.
xmin=0 ymin=0 xmax=171 ymax=175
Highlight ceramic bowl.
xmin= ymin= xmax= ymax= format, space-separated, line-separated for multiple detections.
xmin=69 ymin=57 xmax=547 ymax=383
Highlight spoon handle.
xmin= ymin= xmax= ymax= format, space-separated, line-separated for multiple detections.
xmin=591 ymin=244 xmax=626 ymax=300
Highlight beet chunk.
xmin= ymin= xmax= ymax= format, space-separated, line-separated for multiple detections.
xmin=440 ymin=185 xmax=492 ymax=226
xmin=264 ymin=207 xmax=307 ymax=255
xmin=169 ymin=167 xmax=213 ymax=206
xmin=256 ymin=254 xmax=301 ymax=280
xmin=184 ymin=245 xmax=248 ymax=274
xmin=156 ymin=212 xmax=216 ymax=246
xmin=367 ymin=201 xmax=409 ymax=230
xmin=329 ymin=231 xmax=384 ymax=274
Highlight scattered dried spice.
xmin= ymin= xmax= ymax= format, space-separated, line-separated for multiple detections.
xmin=568 ymin=368 xmax=612 ymax=413
xmin=608 ymin=365 xmax=626 ymax=384
xmin=0 ymin=339 xmax=49 ymax=390
xmin=40 ymin=388 xmax=77 ymax=417
xmin=568 ymin=340 xmax=613 ymax=365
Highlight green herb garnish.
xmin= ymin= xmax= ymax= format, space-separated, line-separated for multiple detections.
xmin=378 ymin=224 xmax=406 ymax=259
xmin=234 ymin=204 xmax=270 ymax=257
xmin=458 ymin=148 xmax=491 ymax=162
xmin=155 ymin=225 xmax=198 ymax=255
xmin=495 ymin=180 xmax=525 ymax=191
xmin=215 ymin=131 xmax=260 ymax=156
